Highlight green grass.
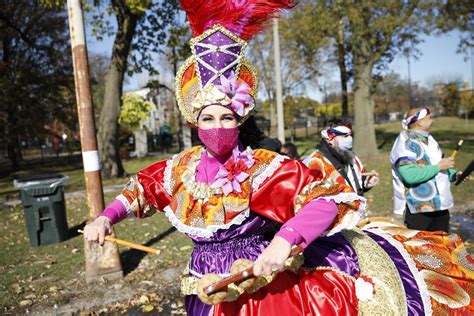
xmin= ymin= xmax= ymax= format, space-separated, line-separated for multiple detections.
xmin=0 ymin=155 xmax=171 ymax=198
xmin=0 ymin=117 xmax=472 ymax=312
xmin=0 ymin=191 xmax=192 ymax=311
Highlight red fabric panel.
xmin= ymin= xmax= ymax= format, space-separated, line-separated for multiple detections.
xmin=214 ymin=269 xmax=358 ymax=315
xmin=250 ymin=159 xmax=322 ymax=224
xmin=137 ymin=160 xmax=172 ymax=212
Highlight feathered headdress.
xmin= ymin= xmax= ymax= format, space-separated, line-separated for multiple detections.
xmin=176 ymin=0 xmax=295 ymax=126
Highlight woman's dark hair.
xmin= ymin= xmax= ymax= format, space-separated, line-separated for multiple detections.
xmin=239 ymin=115 xmax=265 ymax=149
xmin=324 ymin=116 xmax=352 ymax=129
xmin=281 ymin=142 xmax=299 ymax=160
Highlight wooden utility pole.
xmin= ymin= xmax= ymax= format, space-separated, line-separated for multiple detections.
xmin=273 ymin=19 xmax=285 ymax=144
xmin=67 ymin=0 xmax=123 ymax=283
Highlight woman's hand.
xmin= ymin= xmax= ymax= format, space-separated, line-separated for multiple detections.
xmin=455 ymin=170 xmax=470 ymax=183
xmin=437 ymin=157 xmax=455 ymax=171
xmin=83 ymin=216 xmax=112 ymax=246
xmin=253 ymin=236 xmax=292 ymax=276
xmin=364 ymin=171 xmax=380 ymax=189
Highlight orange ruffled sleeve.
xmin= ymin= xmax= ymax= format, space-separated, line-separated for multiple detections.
xmin=117 ymin=160 xmax=172 ymax=219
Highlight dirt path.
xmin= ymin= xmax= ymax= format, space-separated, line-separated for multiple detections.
xmin=23 ymin=264 xmax=185 ymax=315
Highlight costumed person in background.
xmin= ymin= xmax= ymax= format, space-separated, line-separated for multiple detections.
xmin=280 ymin=142 xmax=299 ymax=160
xmin=390 ymin=107 xmax=459 ymax=233
xmin=84 ymin=2 xmax=474 ymax=315
xmin=303 ymin=115 xmax=473 ymax=315
xmin=303 ymin=116 xmax=379 ymax=197
xmin=259 ymin=137 xmax=282 ymax=153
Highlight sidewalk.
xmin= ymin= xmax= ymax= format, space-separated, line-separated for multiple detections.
xmin=1 ymin=184 xmax=124 ymax=207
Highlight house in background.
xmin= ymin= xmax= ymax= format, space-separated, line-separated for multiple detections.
xmin=125 ymin=80 xmax=176 ymax=157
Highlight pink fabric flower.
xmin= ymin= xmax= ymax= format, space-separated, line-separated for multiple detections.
xmin=211 ymin=147 xmax=255 ymax=196
xmin=217 ymin=71 xmax=254 ymax=117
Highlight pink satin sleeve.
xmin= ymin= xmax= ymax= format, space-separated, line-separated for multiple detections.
xmin=275 ymin=199 xmax=338 ymax=248
xmin=100 ymin=199 xmax=128 ymax=225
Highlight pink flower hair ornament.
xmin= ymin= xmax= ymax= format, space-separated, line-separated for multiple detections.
xmin=216 ymin=71 xmax=255 ymax=117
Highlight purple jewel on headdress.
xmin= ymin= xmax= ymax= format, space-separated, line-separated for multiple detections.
xmin=194 ymin=30 xmax=244 ymax=88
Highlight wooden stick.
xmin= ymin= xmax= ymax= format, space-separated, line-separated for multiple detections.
xmin=78 ymin=229 xmax=161 ymax=255
xmin=450 ymin=139 xmax=464 ymax=159
xmin=357 ymin=216 xmax=405 ymax=229
xmin=205 ymin=246 xmax=304 ymax=295
xmin=361 ymin=170 xmax=377 ymax=177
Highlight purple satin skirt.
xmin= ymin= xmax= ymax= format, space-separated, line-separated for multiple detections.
xmin=184 ymin=215 xmax=425 ymax=316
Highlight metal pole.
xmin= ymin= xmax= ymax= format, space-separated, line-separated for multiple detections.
xmin=407 ymin=53 xmax=412 ymax=109
xmin=67 ymin=0 xmax=123 ymax=283
xmin=273 ymin=19 xmax=285 ymax=144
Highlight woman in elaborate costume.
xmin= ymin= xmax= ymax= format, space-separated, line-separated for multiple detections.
xmin=84 ymin=1 xmax=473 ymax=315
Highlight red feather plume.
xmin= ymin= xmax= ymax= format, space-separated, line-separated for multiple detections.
xmin=179 ymin=0 xmax=296 ymax=40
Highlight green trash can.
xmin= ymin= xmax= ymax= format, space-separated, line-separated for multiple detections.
xmin=14 ymin=174 xmax=69 ymax=247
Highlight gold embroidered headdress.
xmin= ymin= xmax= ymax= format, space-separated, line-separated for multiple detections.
xmin=176 ymin=0 xmax=295 ymax=126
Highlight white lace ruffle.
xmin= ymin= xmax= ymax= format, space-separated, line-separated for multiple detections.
xmin=116 ymin=194 xmax=135 ymax=218
xmin=163 ymin=154 xmax=177 ymax=195
xmin=251 ymin=154 xmax=288 ymax=192
xmin=320 ymin=193 xmax=367 ymax=236
xmin=163 ymin=205 xmax=251 ymax=238
xmin=367 ymin=229 xmax=433 ymax=316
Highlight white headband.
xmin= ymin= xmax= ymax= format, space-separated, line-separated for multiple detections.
xmin=321 ymin=125 xmax=352 ymax=139
xmin=402 ymin=108 xmax=430 ymax=130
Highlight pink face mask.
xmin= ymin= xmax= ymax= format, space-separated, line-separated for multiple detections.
xmin=198 ymin=127 xmax=239 ymax=156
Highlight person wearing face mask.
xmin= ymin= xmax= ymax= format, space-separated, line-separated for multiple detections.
xmin=83 ymin=2 xmax=474 ymax=315
xmin=390 ymin=107 xmax=460 ymax=233
xmin=82 ymin=2 xmax=369 ymax=314
xmin=303 ymin=117 xmax=380 ymax=197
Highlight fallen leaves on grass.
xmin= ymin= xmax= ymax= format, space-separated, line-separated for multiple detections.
xmin=179 ymin=245 xmax=191 ymax=251
xmin=138 ymin=295 xmax=149 ymax=304
xmin=141 ymin=304 xmax=154 ymax=312
xmin=19 ymin=300 xmax=32 ymax=307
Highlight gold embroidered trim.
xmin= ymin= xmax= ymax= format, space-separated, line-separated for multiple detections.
xmin=241 ymin=58 xmax=258 ymax=96
xmin=175 ymin=56 xmax=197 ymax=125
xmin=181 ymin=148 xmax=222 ymax=200
xmin=294 ymin=179 xmax=337 ymax=213
xmin=342 ymin=229 xmax=407 ymax=316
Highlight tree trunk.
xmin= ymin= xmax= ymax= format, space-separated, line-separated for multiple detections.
xmin=353 ymin=63 xmax=378 ymax=158
xmin=98 ymin=3 xmax=138 ymax=178
xmin=5 ymin=101 xmax=23 ymax=170
xmin=2 ymin=31 xmax=20 ymax=170
xmin=336 ymin=18 xmax=349 ymax=117
xmin=5 ymin=122 xmax=21 ymax=171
